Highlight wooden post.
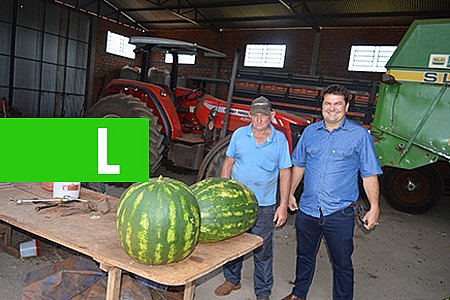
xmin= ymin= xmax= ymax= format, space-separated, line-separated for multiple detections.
xmin=100 ymin=263 xmax=122 ymax=300
xmin=183 ymin=281 xmax=195 ymax=300
xmin=0 ymin=223 xmax=20 ymax=258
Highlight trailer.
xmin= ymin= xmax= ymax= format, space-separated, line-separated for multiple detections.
xmin=372 ymin=19 xmax=450 ymax=213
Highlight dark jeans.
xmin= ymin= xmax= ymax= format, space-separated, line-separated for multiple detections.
xmin=223 ymin=205 xmax=276 ymax=298
xmin=292 ymin=207 xmax=355 ymax=300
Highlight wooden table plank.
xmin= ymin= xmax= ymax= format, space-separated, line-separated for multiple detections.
xmin=0 ymin=184 xmax=263 ymax=286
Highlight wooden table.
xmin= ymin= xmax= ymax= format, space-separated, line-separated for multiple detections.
xmin=0 ymin=184 xmax=263 ymax=300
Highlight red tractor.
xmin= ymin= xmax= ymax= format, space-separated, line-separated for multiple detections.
xmin=87 ymin=37 xmax=309 ymax=179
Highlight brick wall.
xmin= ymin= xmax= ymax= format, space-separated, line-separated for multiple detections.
xmin=92 ymin=19 xmax=407 ymax=101
xmin=91 ymin=19 xmax=143 ymax=106
xmin=316 ymin=27 xmax=408 ymax=80
xmin=145 ymin=30 xmax=222 ymax=87
xmin=146 ymin=27 xmax=407 ymax=98
xmin=91 ymin=20 xmax=223 ymax=103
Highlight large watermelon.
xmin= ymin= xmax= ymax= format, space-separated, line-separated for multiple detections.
xmin=116 ymin=176 xmax=200 ymax=265
xmin=190 ymin=178 xmax=258 ymax=243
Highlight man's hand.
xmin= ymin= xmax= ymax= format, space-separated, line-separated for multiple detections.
xmin=362 ymin=175 xmax=381 ymax=230
xmin=289 ymin=166 xmax=304 ymax=212
xmin=288 ymin=194 xmax=298 ymax=211
xmin=273 ymin=205 xmax=288 ymax=228
xmin=362 ymin=205 xmax=380 ymax=230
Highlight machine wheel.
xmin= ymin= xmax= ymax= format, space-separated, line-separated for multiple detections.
xmin=196 ymin=135 xmax=231 ymax=181
xmin=86 ymin=93 xmax=165 ymax=176
xmin=205 ymin=145 xmax=227 ymax=178
xmin=381 ymin=165 xmax=443 ymax=214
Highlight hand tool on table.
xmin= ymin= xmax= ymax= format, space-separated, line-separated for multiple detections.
xmin=61 ymin=198 xmax=111 ymax=217
xmin=34 ymin=203 xmax=59 ymax=211
xmin=15 ymin=195 xmax=111 ymax=216
xmin=16 ymin=195 xmax=89 ymax=204
xmin=34 ymin=199 xmax=80 ymax=211
xmin=16 ymin=196 xmax=89 ymax=213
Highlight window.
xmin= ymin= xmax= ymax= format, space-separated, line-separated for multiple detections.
xmin=165 ymin=53 xmax=196 ymax=65
xmin=106 ymin=31 xmax=135 ymax=59
xmin=244 ymin=44 xmax=286 ymax=68
xmin=348 ymin=45 xmax=397 ymax=72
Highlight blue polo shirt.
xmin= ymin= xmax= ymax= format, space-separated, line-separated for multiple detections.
xmin=292 ymin=118 xmax=382 ymax=217
xmin=226 ymin=124 xmax=292 ymax=206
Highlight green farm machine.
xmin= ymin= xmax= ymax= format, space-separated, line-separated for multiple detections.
xmin=372 ymin=19 xmax=450 ymax=213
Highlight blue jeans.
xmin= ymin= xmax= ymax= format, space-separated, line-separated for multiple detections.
xmin=223 ymin=205 xmax=276 ymax=298
xmin=292 ymin=207 xmax=355 ymax=300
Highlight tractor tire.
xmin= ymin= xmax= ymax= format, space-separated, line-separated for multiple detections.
xmin=196 ymin=135 xmax=231 ymax=181
xmin=86 ymin=93 xmax=165 ymax=176
xmin=381 ymin=165 xmax=443 ymax=214
xmin=205 ymin=145 xmax=227 ymax=178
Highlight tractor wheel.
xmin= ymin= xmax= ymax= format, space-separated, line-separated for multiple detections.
xmin=381 ymin=165 xmax=443 ymax=214
xmin=86 ymin=93 xmax=165 ymax=176
xmin=196 ymin=135 xmax=231 ymax=181
xmin=205 ymin=145 xmax=227 ymax=178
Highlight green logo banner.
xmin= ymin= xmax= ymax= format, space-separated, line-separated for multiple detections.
xmin=0 ymin=118 xmax=149 ymax=182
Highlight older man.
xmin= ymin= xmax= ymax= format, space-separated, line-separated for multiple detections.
xmin=215 ymin=96 xmax=292 ymax=300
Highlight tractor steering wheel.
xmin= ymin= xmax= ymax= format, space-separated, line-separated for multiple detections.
xmin=184 ymin=87 xmax=206 ymax=102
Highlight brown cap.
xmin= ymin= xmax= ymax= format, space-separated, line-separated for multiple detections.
xmin=250 ymin=96 xmax=273 ymax=115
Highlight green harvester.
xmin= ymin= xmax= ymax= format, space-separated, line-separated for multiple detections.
xmin=372 ymin=19 xmax=450 ymax=213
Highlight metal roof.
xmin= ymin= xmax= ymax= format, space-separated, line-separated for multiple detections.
xmin=55 ymin=0 xmax=450 ymax=32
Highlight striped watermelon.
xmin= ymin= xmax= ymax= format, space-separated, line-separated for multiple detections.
xmin=190 ymin=178 xmax=258 ymax=243
xmin=116 ymin=176 xmax=200 ymax=265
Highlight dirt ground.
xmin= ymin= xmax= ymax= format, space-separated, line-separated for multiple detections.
xmin=1 ymin=164 xmax=449 ymax=300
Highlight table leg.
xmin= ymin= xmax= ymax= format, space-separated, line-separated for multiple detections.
xmin=0 ymin=223 xmax=20 ymax=258
xmin=183 ymin=281 xmax=195 ymax=300
xmin=100 ymin=263 xmax=122 ymax=300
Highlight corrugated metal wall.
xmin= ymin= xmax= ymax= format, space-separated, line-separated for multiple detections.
xmin=0 ymin=0 xmax=92 ymax=117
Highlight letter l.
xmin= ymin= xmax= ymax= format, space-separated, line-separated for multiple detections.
xmin=98 ymin=128 xmax=120 ymax=174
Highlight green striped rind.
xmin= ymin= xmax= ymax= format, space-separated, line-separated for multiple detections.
xmin=116 ymin=176 xmax=200 ymax=265
xmin=190 ymin=178 xmax=258 ymax=243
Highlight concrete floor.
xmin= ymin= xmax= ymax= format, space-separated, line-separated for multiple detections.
xmin=1 ymin=165 xmax=449 ymax=300
xmin=194 ymin=194 xmax=450 ymax=300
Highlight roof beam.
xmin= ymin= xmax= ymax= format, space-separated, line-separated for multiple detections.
xmin=300 ymin=0 xmax=320 ymax=32
xmin=164 ymin=0 xmax=220 ymax=33
xmin=120 ymin=0 xmax=327 ymax=12
xmin=139 ymin=10 xmax=450 ymax=26
xmin=102 ymin=0 xmax=148 ymax=31
xmin=121 ymin=0 xmax=271 ymax=12
xmin=53 ymin=0 xmax=148 ymax=31
xmin=183 ymin=0 xmax=220 ymax=32
xmin=277 ymin=0 xmax=320 ymax=32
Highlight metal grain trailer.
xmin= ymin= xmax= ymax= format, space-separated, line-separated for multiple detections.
xmin=372 ymin=19 xmax=450 ymax=213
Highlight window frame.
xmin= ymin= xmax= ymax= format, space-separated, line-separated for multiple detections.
xmin=348 ymin=45 xmax=397 ymax=72
xmin=164 ymin=53 xmax=196 ymax=65
xmin=105 ymin=31 xmax=135 ymax=59
xmin=244 ymin=44 xmax=287 ymax=68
